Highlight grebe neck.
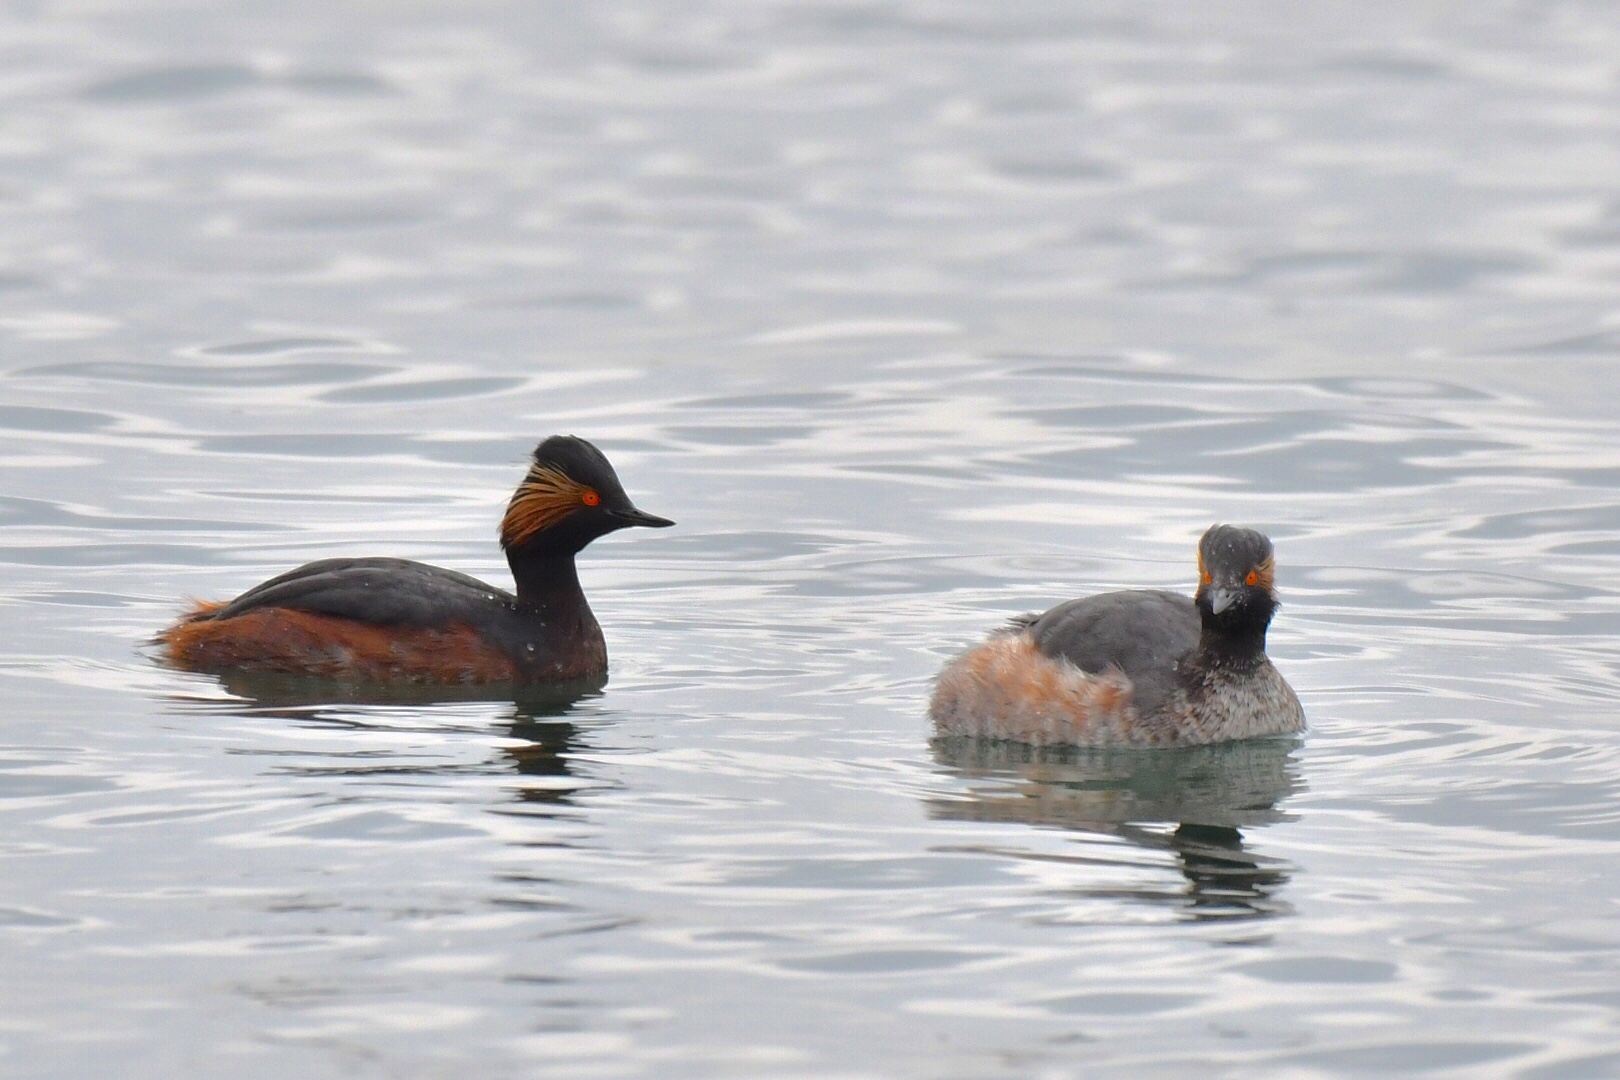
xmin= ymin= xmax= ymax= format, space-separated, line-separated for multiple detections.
xmin=1189 ymin=623 xmax=1269 ymax=675
xmin=506 ymin=550 xmax=591 ymax=617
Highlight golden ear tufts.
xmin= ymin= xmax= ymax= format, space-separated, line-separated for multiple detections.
xmin=1252 ymin=555 xmax=1276 ymax=592
xmin=500 ymin=464 xmax=591 ymax=548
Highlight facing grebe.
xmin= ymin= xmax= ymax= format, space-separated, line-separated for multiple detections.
xmin=930 ymin=525 xmax=1304 ymax=747
xmin=159 ymin=435 xmax=672 ymax=685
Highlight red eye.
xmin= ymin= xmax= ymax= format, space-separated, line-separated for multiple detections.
xmin=1202 ymin=570 xmax=1213 ymax=585
xmin=582 ymin=489 xmax=600 ymax=507
xmin=1245 ymin=570 xmax=1259 ymax=586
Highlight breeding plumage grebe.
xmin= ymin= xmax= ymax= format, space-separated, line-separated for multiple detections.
xmin=159 ymin=435 xmax=672 ymax=685
xmin=930 ymin=525 xmax=1304 ymax=747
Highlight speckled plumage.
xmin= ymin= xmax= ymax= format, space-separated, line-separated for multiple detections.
xmin=929 ymin=525 xmax=1306 ymax=747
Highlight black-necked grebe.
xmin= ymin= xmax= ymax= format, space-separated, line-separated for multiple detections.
xmin=159 ymin=435 xmax=672 ymax=685
xmin=930 ymin=525 xmax=1305 ymax=746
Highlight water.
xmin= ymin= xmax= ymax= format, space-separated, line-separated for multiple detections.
xmin=4 ymin=2 xmax=1620 ymax=1076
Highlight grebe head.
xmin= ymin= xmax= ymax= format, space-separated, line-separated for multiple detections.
xmin=500 ymin=435 xmax=674 ymax=556
xmin=1194 ymin=524 xmax=1278 ymax=639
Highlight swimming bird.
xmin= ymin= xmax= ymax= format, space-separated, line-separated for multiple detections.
xmin=159 ymin=435 xmax=672 ymax=685
xmin=929 ymin=525 xmax=1304 ymax=747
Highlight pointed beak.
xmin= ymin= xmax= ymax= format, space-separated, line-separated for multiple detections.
xmin=1207 ymin=587 xmax=1237 ymax=615
xmin=608 ymin=506 xmax=675 ymax=529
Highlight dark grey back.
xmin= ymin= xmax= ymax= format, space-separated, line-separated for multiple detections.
xmin=1028 ymin=588 xmax=1200 ymax=718
xmin=209 ymin=557 xmax=514 ymax=628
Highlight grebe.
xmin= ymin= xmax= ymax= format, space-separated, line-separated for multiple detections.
xmin=930 ymin=525 xmax=1304 ymax=747
xmin=159 ymin=435 xmax=672 ymax=685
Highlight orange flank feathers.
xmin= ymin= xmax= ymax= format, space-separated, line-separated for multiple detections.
xmin=930 ymin=630 xmax=1146 ymax=747
xmin=158 ymin=601 xmax=518 ymax=684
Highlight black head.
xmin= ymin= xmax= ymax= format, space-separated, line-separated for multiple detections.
xmin=1194 ymin=524 xmax=1278 ymax=645
xmin=500 ymin=435 xmax=674 ymax=555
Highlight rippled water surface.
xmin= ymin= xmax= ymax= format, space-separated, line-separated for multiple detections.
xmin=6 ymin=3 xmax=1620 ymax=1077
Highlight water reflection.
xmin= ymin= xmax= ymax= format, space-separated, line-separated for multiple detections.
xmin=502 ymin=710 xmax=587 ymax=806
xmin=198 ymin=671 xmax=605 ymax=712
xmin=172 ymin=674 xmax=600 ymax=804
xmin=928 ymin=737 xmax=1304 ymax=921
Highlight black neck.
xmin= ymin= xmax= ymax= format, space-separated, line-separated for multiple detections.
xmin=507 ymin=550 xmax=589 ymax=616
xmin=1189 ymin=622 xmax=1269 ymax=673
xmin=498 ymin=547 xmax=608 ymax=680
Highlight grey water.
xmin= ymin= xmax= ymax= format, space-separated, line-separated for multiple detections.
xmin=4 ymin=2 xmax=1620 ymax=1077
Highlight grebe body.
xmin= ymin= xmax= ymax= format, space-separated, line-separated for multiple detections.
xmin=159 ymin=436 xmax=671 ymax=685
xmin=930 ymin=525 xmax=1304 ymax=747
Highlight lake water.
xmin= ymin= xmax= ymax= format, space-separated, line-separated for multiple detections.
xmin=4 ymin=3 xmax=1620 ymax=1077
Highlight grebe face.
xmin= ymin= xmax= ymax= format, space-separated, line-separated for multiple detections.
xmin=501 ymin=435 xmax=673 ymax=553
xmin=1195 ymin=524 xmax=1277 ymax=627
xmin=582 ymin=475 xmax=674 ymax=534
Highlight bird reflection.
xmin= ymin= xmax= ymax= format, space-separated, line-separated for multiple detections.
xmin=928 ymin=736 xmax=1304 ymax=921
xmin=502 ymin=700 xmax=589 ymax=805
xmin=168 ymin=671 xmax=599 ymax=803
xmin=193 ymin=669 xmax=605 ymax=712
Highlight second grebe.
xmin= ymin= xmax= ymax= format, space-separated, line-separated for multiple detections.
xmin=930 ymin=525 xmax=1305 ymax=747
